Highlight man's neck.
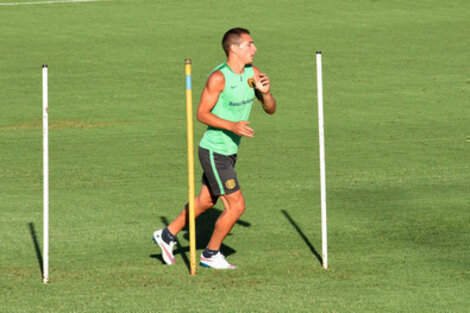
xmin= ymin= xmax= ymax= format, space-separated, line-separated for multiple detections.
xmin=226 ymin=57 xmax=246 ymax=74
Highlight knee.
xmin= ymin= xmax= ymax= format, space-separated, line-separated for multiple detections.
xmin=230 ymin=197 xmax=245 ymax=217
xmin=197 ymin=194 xmax=218 ymax=210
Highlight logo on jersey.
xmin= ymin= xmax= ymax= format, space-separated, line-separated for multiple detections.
xmin=228 ymin=98 xmax=253 ymax=106
xmin=247 ymin=78 xmax=255 ymax=88
xmin=225 ymin=179 xmax=236 ymax=190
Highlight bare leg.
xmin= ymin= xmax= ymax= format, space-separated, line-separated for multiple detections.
xmin=167 ymin=184 xmax=217 ymax=236
xmin=206 ymin=189 xmax=246 ymax=251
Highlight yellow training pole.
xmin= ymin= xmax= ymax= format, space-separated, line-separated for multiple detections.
xmin=185 ymin=59 xmax=196 ymax=276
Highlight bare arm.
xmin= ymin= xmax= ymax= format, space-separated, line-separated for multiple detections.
xmin=196 ymin=71 xmax=254 ymax=137
xmin=253 ymin=66 xmax=276 ymax=115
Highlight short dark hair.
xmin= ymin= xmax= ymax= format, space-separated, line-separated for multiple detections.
xmin=222 ymin=27 xmax=250 ymax=56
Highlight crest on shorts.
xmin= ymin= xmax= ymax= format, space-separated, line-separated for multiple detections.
xmin=247 ymin=78 xmax=255 ymax=88
xmin=225 ymin=179 xmax=236 ymax=190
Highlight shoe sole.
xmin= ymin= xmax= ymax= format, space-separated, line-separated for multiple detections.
xmin=200 ymin=262 xmax=212 ymax=268
xmin=200 ymin=259 xmax=236 ymax=269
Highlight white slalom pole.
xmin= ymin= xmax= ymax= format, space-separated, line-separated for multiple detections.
xmin=316 ymin=52 xmax=328 ymax=269
xmin=42 ymin=65 xmax=49 ymax=284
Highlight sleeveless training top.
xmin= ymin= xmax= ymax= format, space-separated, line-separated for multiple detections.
xmin=199 ymin=62 xmax=255 ymax=155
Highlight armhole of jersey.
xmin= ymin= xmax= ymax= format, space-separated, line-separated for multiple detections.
xmin=208 ymin=69 xmax=226 ymax=114
xmin=211 ymin=69 xmax=226 ymax=97
xmin=218 ymin=69 xmax=227 ymax=93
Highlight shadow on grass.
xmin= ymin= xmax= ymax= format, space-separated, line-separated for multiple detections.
xmin=28 ymin=222 xmax=43 ymax=278
xmin=150 ymin=207 xmax=251 ymax=271
xmin=281 ymin=210 xmax=323 ymax=266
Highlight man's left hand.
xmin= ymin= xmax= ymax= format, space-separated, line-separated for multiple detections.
xmin=253 ymin=73 xmax=271 ymax=95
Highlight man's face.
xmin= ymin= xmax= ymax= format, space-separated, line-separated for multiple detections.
xmin=235 ymin=34 xmax=257 ymax=64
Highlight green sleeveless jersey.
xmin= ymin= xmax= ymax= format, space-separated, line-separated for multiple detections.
xmin=199 ymin=62 xmax=255 ymax=155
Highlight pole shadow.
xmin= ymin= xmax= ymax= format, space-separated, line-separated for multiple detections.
xmin=281 ymin=210 xmax=323 ymax=266
xmin=28 ymin=222 xmax=43 ymax=277
xmin=150 ymin=208 xmax=251 ymax=271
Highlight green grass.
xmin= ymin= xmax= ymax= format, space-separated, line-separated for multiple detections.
xmin=1 ymin=0 xmax=469 ymax=312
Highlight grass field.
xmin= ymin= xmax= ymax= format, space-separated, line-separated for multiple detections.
xmin=1 ymin=0 xmax=469 ymax=312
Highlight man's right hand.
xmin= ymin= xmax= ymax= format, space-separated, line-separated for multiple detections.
xmin=231 ymin=121 xmax=254 ymax=137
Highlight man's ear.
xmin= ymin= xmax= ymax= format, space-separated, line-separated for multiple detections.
xmin=230 ymin=44 xmax=239 ymax=55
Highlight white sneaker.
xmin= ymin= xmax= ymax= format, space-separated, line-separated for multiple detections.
xmin=200 ymin=252 xmax=237 ymax=269
xmin=153 ymin=229 xmax=176 ymax=265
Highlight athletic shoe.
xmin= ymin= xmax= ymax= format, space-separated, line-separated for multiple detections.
xmin=153 ymin=229 xmax=176 ymax=265
xmin=200 ymin=252 xmax=237 ymax=269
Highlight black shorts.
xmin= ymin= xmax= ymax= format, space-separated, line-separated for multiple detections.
xmin=199 ymin=147 xmax=240 ymax=196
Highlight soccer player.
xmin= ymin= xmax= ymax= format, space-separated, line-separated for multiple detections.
xmin=153 ymin=27 xmax=276 ymax=269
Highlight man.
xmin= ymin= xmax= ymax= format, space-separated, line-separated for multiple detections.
xmin=153 ymin=27 xmax=276 ymax=269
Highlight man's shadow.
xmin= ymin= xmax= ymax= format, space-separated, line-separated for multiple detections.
xmin=150 ymin=208 xmax=251 ymax=269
